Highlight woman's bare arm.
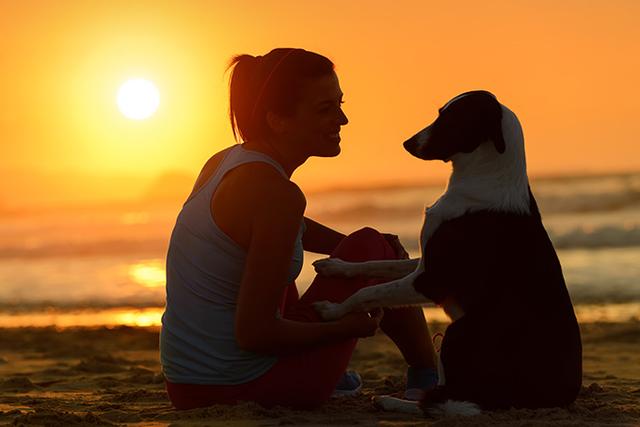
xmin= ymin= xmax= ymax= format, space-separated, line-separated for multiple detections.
xmin=234 ymin=171 xmax=379 ymax=356
xmin=301 ymin=216 xmax=346 ymax=255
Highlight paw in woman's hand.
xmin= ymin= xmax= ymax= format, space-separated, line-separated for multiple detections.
xmin=312 ymin=258 xmax=358 ymax=277
xmin=312 ymin=300 xmax=346 ymax=321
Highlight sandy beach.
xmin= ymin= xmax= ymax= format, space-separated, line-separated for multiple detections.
xmin=0 ymin=321 xmax=638 ymax=426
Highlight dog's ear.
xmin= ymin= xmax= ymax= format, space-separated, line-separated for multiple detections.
xmin=490 ymin=125 xmax=506 ymax=154
xmin=488 ymin=100 xmax=506 ymax=154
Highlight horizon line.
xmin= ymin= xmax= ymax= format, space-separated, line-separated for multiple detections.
xmin=2 ymin=168 xmax=639 ymax=213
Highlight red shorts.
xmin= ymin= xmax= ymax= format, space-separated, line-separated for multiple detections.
xmin=166 ymin=227 xmax=398 ymax=409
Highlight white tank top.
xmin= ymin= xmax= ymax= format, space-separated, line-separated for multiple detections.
xmin=160 ymin=144 xmax=305 ymax=384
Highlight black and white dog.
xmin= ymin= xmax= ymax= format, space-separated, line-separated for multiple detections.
xmin=313 ymin=91 xmax=582 ymax=414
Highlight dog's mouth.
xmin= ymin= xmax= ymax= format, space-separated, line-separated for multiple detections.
xmin=403 ymin=125 xmax=455 ymax=162
xmin=403 ymin=137 xmax=417 ymax=154
xmin=403 ymin=134 xmax=432 ymax=160
xmin=403 ymin=124 xmax=434 ymax=159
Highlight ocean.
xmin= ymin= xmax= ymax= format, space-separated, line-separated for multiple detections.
xmin=1 ymin=172 xmax=639 ymax=327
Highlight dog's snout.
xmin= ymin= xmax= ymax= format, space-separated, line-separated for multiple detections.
xmin=403 ymin=137 xmax=418 ymax=153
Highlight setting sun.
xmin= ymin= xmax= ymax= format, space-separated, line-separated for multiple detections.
xmin=116 ymin=78 xmax=160 ymax=120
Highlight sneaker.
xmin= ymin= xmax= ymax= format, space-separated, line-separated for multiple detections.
xmin=404 ymin=387 xmax=426 ymax=401
xmin=404 ymin=366 xmax=439 ymax=401
xmin=331 ymin=370 xmax=362 ymax=397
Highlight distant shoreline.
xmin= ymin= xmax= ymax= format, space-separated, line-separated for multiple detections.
xmin=306 ymin=169 xmax=640 ymax=195
xmin=0 ymin=303 xmax=638 ymax=329
xmin=2 ymin=169 xmax=640 ymax=214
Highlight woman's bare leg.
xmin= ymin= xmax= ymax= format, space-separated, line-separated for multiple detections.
xmin=380 ymin=306 xmax=437 ymax=369
xmin=300 ymin=227 xmax=438 ymax=370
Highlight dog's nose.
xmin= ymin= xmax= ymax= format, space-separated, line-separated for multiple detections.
xmin=403 ymin=138 xmax=416 ymax=152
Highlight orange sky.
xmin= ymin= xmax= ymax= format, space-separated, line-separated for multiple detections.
xmin=1 ymin=0 xmax=639 ymax=207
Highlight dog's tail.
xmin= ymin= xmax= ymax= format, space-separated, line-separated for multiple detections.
xmin=372 ymin=395 xmax=481 ymax=417
xmin=373 ymin=386 xmax=481 ymax=417
xmin=419 ymin=386 xmax=481 ymax=417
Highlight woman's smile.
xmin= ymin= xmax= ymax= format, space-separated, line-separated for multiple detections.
xmin=324 ymin=131 xmax=341 ymax=143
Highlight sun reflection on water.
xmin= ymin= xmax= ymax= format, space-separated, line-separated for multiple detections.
xmin=113 ymin=309 xmax=163 ymax=327
xmin=129 ymin=261 xmax=165 ymax=288
xmin=0 ymin=308 xmax=164 ymax=328
xmin=0 ymin=303 xmax=636 ymax=329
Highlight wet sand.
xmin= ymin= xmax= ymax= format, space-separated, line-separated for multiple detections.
xmin=0 ymin=321 xmax=639 ymax=426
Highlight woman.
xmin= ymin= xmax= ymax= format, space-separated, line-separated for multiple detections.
xmin=160 ymin=48 xmax=439 ymax=410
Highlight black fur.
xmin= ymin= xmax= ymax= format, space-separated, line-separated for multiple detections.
xmin=406 ymin=91 xmax=582 ymax=410
xmin=414 ymin=192 xmax=582 ymax=410
xmin=404 ymin=90 xmax=506 ymax=160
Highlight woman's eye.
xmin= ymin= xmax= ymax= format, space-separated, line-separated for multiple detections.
xmin=319 ymin=101 xmax=345 ymax=113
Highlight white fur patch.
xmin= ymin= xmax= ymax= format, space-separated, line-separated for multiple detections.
xmin=373 ymin=395 xmax=481 ymax=417
xmin=420 ymin=104 xmax=530 ymax=247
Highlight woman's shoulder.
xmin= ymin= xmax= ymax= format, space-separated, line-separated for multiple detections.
xmin=218 ymin=161 xmax=305 ymax=213
xmin=190 ymin=146 xmax=236 ymax=197
xmin=236 ymin=163 xmax=305 ymax=207
xmin=209 ymin=155 xmax=305 ymax=250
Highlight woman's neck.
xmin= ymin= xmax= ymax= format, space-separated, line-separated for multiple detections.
xmin=241 ymin=139 xmax=306 ymax=178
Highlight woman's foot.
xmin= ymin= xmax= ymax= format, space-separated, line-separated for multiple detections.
xmin=331 ymin=370 xmax=362 ymax=397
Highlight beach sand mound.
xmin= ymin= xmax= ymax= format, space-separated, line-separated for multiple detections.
xmin=0 ymin=322 xmax=638 ymax=426
xmin=0 ymin=376 xmax=38 ymax=392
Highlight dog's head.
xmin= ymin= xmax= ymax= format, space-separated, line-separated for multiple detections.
xmin=404 ymin=90 xmax=505 ymax=161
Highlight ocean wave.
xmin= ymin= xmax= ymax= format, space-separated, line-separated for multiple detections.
xmin=313 ymin=203 xmax=425 ymax=222
xmin=310 ymin=190 xmax=640 ymax=220
xmin=392 ymin=224 xmax=640 ymax=251
xmin=549 ymin=224 xmax=640 ymax=249
xmin=1 ymin=223 xmax=639 ymax=258
xmin=2 ymin=173 xmax=640 ymax=258
xmin=308 ymin=173 xmax=640 ymax=219
xmin=536 ymin=189 xmax=640 ymax=214
xmin=0 ymin=239 xmax=168 ymax=259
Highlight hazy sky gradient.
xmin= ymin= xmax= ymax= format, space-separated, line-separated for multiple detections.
xmin=1 ymin=0 xmax=639 ymax=206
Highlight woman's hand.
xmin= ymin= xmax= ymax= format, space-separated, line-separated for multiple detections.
xmin=339 ymin=308 xmax=384 ymax=338
xmin=382 ymin=233 xmax=409 ymax=259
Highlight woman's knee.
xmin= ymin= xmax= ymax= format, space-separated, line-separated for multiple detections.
xmin=331 ymin=227 xmax=395 ymax=262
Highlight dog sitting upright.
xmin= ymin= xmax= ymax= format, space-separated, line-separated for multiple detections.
xmin=313 ymin=90 xmax=582 ymax=411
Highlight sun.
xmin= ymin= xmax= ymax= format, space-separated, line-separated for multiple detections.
xmin=116 ymin=78 xmax=160 ymax=120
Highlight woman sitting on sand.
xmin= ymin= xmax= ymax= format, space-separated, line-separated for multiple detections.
xmin=159 ymin=48 xmax=439 ymax=410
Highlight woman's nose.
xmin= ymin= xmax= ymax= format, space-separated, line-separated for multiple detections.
xmin=338 ymin=107 xmax=349 ymax=125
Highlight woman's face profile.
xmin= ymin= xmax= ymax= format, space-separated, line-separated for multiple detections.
xmin=277 ymin=71 xmax=349 ymax=158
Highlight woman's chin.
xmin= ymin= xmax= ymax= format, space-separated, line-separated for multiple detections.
xmin=319 ymin=134 xmax=341 ymax=157
xmin=309 ymin=142 xmax=341 ymax=158
xmin=322 ymin=145 xmax=341 ymax=157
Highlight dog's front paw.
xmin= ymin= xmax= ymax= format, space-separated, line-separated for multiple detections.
xmin=312 ymin=300 xmax=346 ymax=321
xmin=312 ymin=258 xmax=358 ymax=278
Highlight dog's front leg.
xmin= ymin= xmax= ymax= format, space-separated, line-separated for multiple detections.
xmin=313 ymin=272 xmax=432 ymax=321
xmin=313 ymin=258 xmax=420 ymax=280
